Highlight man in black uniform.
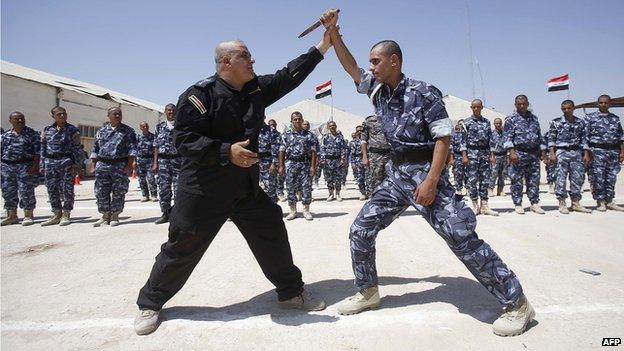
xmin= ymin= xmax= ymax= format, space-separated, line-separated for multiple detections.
xmin=134 ymin=16 xmax=336 ymax=336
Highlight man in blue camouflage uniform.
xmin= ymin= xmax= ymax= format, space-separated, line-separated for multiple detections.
xmin=279 ymin=111 xmax=317 ymax=220
xmin=40 ymin=107 xmax=83 ymax=226
xmin=341 ymin=135 xmax=350 ymax=186
xmin=585 ymin=95 xmax=624 ymax=212
xmin=135 ymin=121 xmax=158 ymax=203
xmin=462 ymin=100 xmax=497 ymax=216
xmin=258 ymin=119 xmax=280 ymax=203
xmin=489 ymin=118 xmax=507 ymax=197
xmin=90 ymin=107 xmax=137 ymax=227
xmin=1 ymin=112 xmax=40 ymax=226
xmin=153 ymin=104 xmax=182 ymax=224
xmin=320 ymin=120 xmax=347 ymax=201
xmin=450 ymin=120 xmax=467 ymax=195
xmin=361 ymin=115 xmax=392 ymax=196
xmin=328 ymin=12 xmax=532 ymax=336
xmin=350 ymin=126 xmax=368 ymax=200
xmin=548 ymin=100 xmax=592 ymax=214
xmin=303 ymin=120 xmax=322 ymax=188
xmin=504 ymin=95 xmax=545 ymax=215
xmin=542 ymin=131 xmax=557 ymax=194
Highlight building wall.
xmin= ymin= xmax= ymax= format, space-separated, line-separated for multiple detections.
xmin=1 ymin=74 xmax=57 ymax=131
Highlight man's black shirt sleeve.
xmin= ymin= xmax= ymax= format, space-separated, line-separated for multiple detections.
xmin=257 ymin=47 xmax=324 ymax=107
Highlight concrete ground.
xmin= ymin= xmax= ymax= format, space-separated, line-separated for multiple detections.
xmin=1 ymin=173 xmax=623 ymax=350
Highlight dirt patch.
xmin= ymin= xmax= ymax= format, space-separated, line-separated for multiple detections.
xmin=9 ymin=242 xmax=65 ymax=256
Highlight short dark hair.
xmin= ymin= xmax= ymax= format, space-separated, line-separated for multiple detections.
xmin=107 ymin=106 xmax=121 ymax=115
xmin=561 ymin=99 xmax=575 ymax=107
xmin=268 ymin=119 xmax=276 ymax=124
xmin=515 ymin=94 xmax=529 ymax=103
xmin=291 ymin=111 xmax=303 ymax=119
xmin=50 ymin=106 xmax=66 ymax=115
xmin=598 ymin=94 xmax=611 ymax=102
xmin=371 ymin=40 xmax=403 ymax=63
xmin=9 ymin=111 xmax=24 ymax=120
xmin=165 ymin=103 xmax=176 ymax=109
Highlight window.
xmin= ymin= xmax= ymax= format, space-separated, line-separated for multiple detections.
xmin=79 ymin=124 xmax=101 ymax=139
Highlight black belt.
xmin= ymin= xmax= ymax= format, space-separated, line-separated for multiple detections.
xmin=589 ymin=142 xmax=620 ymax=150
xmin=368 ymin=147 xmax=391 ymax=154
xmin=391 ymin=149 xmax=434 ymax=164
xmin=467 ymin=145 xmax=489 ymax=150
xmin=287 ymin=156 xmax=310 ymax=162
xmin=514 ymin=146 xmax=540 ymax=153
xmin=1 ymin=158 xmax=34 ymax=165
xmin=97 ymin=157 xmax=128 ymax=164
xmin=493 ymin=151 xmax=506 ymax=156
xmin=257 ymin=152 xmax=272 ymax=158
xmin=158 ymin=154 xmax=180 ymax=159
xmin=137 ymin=154 xmax=153 ymax=158
xmin=45 ymin=153 xmax=73 ymax=159
xmin=325 ymin=155 xmax=341 ymax=160
xmin=556 ymin=145 xmax=582 ymax=151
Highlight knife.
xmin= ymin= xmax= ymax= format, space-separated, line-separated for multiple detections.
xmin=298 ymin=9 xmax=340 ymax=38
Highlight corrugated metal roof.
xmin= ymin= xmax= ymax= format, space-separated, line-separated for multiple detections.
xmin=1 ymin=60 xmax=164 ymax=112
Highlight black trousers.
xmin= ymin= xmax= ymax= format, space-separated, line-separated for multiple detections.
xmin=136 ymin=187 xmax=304 ymax=310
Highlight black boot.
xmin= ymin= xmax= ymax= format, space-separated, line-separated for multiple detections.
xmin=154 ymin=211 xmax=169 ymax=224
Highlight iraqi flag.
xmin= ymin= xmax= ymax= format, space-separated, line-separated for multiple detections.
xmin=547 ymin=74 xmax=569 ymax=92
xmin=315 ymin=80 xmax=332 ymax=99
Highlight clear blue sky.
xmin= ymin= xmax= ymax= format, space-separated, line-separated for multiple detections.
xmin=2 ymin=0 xmax=623 ymax=129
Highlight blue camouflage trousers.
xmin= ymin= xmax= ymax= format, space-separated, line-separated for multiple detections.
xmin=323 ymin=158 xmax=343 ymax=191
xmin=285 ymin=160 xmax=312 ymax=205
xmin=1 ymin=163 xmax=36 ymax=210
xmin=352 ymin=162 xmax=367 ymax=193
xmin=259 ymin=158 xmax=278 ymax=202
xmin=555 ymin=150 xmax=585 ymax=201
xmin=465 ymin=150 xmax=491 ymax=200
xmin=490 ymin=155 xmax=508 ymax=192
xmin=314 ymin=161 xmax=322 ymax=183
xmin=44 ymin=159 xmax=75 ymax=211
xmin=158 ymin=157 xmax=181 ymax=213
xmin=137 ymin=157 xmax=157 ymax=198
xmin=452 ymin=153 xmax=466 ymax=192
xmin=276 ymin=173 xmax=285 ymax=196
xmin=94 ymin=160 xmax=129 ymax=213
xmin=590 ymin=148 xmax=621 ymax=202
xmin=340 ymin=163 xmax=348 ymax=185
xmin=508 ymin=152 xmax=540 ymax=206
xmin=349 ymin=160 xmax=523 ymax=307
xmin=546 ymin=162 xmax=556 ymax=184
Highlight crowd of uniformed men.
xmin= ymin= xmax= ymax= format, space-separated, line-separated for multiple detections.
xmin=1 ymin=94 xmax=623 ymax=226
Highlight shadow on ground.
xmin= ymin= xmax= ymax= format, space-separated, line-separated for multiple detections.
xmin=162 ymin=275 xmax=508 ymax=327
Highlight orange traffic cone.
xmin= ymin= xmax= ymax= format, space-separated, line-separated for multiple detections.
xmin=74 ymin=174 xmax=81 ymax=185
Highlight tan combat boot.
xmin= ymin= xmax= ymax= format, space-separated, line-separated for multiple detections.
xmin=1 ymin=209 xmax=19 ymax=226
xmin=472 ymin=200 xmax=481 ymax=215
xmin=488 ymin=188 xmax=495 ymax=197
xmin=480 ymin=200 xmax=499 ymax=216
xmin=337 ymin=286 xmax=381 ymax=315
xmin=286 ymin=204 xmax=297 ymax=220
xmin=515 ymin=205 xmax=525 ymax=214
xmin=140 ymin=196 xmax=150 ymax=203
xmin=22 ymin=209 xmax=35 ymax=226
xmin=596 ymin=200 xmax=607 ymax=212
xmin=279 ymin=290 xmax=326 ymax=311
xmin=336 ymin=190 xmax=343 ymax=202
xmin=606 ymin=201 xmax=624 ymax=212
xmin=134 ymin=309 xmax=160 ymax=336
xmin=93 ymin=212 xmax=110 ymax=227
xmin=59 ymin=210 xmax=71 ymax=226
xmin=358 ymin=192 xmax=368 ymax=200
xmin=41 ymin=210 xmax=62 ymax=226
xmin=326 ymin=189 xmax=335 ymax=202
xmin=558 ymin=199 xmax=569 ymax=214
xmin=548 ymin=183 xmax=555 ymax=194
xmin=530 ymin=204 xmax=545 ymax=214
xmin=303 ymin=204 xmax=313 ymax=221
xmin=492 ymin=295 xmax=535 ymax=337
xmin=570 ymin=200 xmax=591 ymax=213
xmin=109 ymin=212 xmax=121 ymax=227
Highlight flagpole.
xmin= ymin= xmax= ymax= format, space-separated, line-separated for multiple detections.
xmin=330 ymin=78 xmax=334 ymax=122
xmin=567 ymin=73 xmax=570 ymax=100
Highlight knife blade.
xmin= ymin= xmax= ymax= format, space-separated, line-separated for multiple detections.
xmin=298 ymin=9 xmax=340 ymax=38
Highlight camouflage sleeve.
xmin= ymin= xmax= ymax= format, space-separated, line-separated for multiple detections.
xmin=40 ymin=130 xmax=47 ymax=160
xmin=72 ymin=126 xmax=83 ymax=166
xmin=355 ymin=68 xmax=375 ymax=96
xmin=548 ymin=120 xmax=557 ymax=148
xmin=459 ymin=123 xmax=467 ymax=152
xmin=90 ymin=130 xmax=100 ymax=159
xmin=616 ymin=116 xmax=624 ymax=142
xmin=309 ymin=134 xmax=317 ymax=153
xmin=30 ymin=129 xmax=41 ymax=154
xmin=127 ymin=128 xmax=137 ymax=157
xmin=361 ymin=122 xmax=369 ymax=144
xmin=581 ymin=119 xmax=589 ymax=150
xmin=423 ymin=85 xmax=452 ymax=139
xmin=279 ymin=134 xmax=287 ymax=152
xmin=503 ymin=116 xmax=515 ymax=150
xmin=152 ymin=124 xmax=160 ymax=148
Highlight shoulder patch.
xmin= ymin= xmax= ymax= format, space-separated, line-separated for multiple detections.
xmin=194 ymin=75 xmax=217 ymax=88
xmin=188 ymin=95 xmax=207 ymax=114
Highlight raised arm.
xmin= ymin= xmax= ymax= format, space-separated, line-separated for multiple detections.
xmin=324 ymin=10 xmax=361 ymax=84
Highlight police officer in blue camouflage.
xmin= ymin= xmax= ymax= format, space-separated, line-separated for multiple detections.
xmin=462 ymin=100 xmax=497 ymax=216
xmin=40 ymin=107 xmax=83 ymax=226
xmin=1 ymin=112 xmax=40 ymax=226
xmin=361 ymin=115 xmax=392 ymax=197
xmin=341 ymin=134 xmax=350 ymax=186
xmin=135 ymin=121 xmax=158 ymax=203
xmin=258 ymin=119 xmax=281 ymax=202
xmin=489 ymin=117 xmax=507 ymax=197
xmin=548 ymin=100 xmax=592 ymax=214
xmin=504 ymin=95 xmax=545 ymax=215
xmin=279 ymin=111 xmax=317 ymax=220
xmin=542 ymin=131 xmax=557 ymax=194
xmin=328 ymin=11 xmax=533 ymax=336
xmin=450 ymin=120 xmax=467 ymax=195
xmin=585 ymin=95 xmax=624 ymax=212
xmin=90 ymin=107 xmax=137 ymax=227
xmin=350 ymin=126 xmax=367 ymax=200
xmin=152 ymin=104 xmax=182 ymax=224
xmin=320 ymin=120 xmax=347 ymax=201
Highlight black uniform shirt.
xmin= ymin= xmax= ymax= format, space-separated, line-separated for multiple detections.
xmin=173 ymin=47 xmax=324 ymax=196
